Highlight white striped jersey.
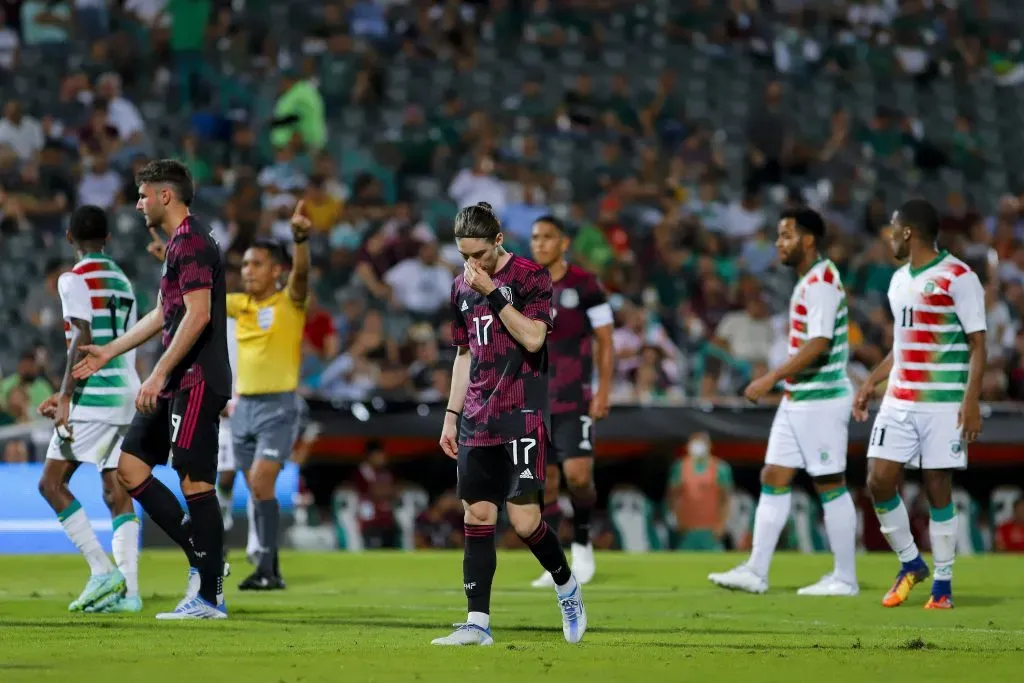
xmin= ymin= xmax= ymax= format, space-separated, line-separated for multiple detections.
xmin=783 ymin=258 xmax=852 ymax=405
xmin=882 ymin=251 xmax=986 ymax=412
xmin=57 ymin=253 xmax=140 ymax=425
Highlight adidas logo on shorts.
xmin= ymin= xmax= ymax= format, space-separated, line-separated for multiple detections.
xmin=519 ymin=469 xmax=533 ymax=480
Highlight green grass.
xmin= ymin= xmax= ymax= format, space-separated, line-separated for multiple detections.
xmin=1 ymin=551 xmax=1022 ymax=682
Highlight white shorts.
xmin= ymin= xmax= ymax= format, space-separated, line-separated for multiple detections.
xmin=765 ymin=397 xmax=851 ymax=477
xmin=866 ymin=405 xmax=967 ymax=470
xmin=217 ymin=417 xmax=236 ymax=473
xmin=45 ymin=421 xmax=129 ymax=470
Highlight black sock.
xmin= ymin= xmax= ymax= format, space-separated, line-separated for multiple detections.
xmin=463 ymin=524 xmax=496 ymax=615
xmin=571 ymin=487 xmax=596 ymax=546
xmin=521 ymin=522 xmax=571 ymax=586
xmin=185 ymin=490 xmax=224 ymax=604
xmin=542 ymin=501 xmax=563 ymax=543
xmin=127 ymin=475 xmax=198 ymax=567
xmin=255 ymin=499 xmax=279 ymax=576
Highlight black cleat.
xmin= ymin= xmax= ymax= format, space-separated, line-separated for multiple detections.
xmin=238 ymin=571 xmax=285 ymax=591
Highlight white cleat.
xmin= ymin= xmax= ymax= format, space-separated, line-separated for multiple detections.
xmin=570 ymin=543 xmax=595 ymax=585
xmin=531 ymin=570 xmax=556 ymax=588
xmin=708 ymin=565 xmax=769 ymax=594
xmin=557 ymin=578 xmax=587 ymax=644
xmin=155 ymin=596 xmax=227 ymax=620
xmin=431 ymin=623 xmax=494 ymax=646
xmin=797 ymin=574 xmax=860 ymax=597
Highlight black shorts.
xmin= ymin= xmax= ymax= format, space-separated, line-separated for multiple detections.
xmin=457 ymin=425 xmax=549 ymax=505
xmin=121 ymin=384 xmax=228 ymax=485
xmin=550 ymin=411 xmax=595 ymax=464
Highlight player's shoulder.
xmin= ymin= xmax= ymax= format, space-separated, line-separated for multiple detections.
xmin=807 ymin=259 xmax=842 ymax=287
xmin=56 ymin=270 xmax=81 ymax=292
xmin=938 ymin=253 xmax=974 ymax=280
xmin=169 ymin=216 xmax=218 ymax=251
xmin=510 ymin=254 xmax=551 ymax=285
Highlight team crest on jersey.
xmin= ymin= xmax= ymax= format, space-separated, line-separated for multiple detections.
xmin=499 ymin=286 xmax=513 ymax=304
xmin=819 ymin=450 xmax=830 ymax=463
xmin=924 ymin=281 xmax=937 ymax=294
xmin=257 ymin=307 xmax=275 ymax=330
xmin=949 ymin=439 xmax=963 ymax=457
xmin=560 ymin=288 xmax=580 ymax=309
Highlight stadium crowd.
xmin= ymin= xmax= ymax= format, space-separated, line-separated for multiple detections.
xmin=0 ymin=0 xmax=1022 ymax=550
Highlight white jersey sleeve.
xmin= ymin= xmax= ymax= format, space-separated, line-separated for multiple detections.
xmin=56 ymin=272 xmax=93 ymax=322
xmin=804 ymin=280 xmax=842 ymax=339
xmin=226 ymin=316 xmax=239 ymax=393
xmin=949 ymin=270 xmax=987 ymax=335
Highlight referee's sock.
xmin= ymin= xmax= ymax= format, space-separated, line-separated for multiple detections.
xmin=520 ymin=521 xmax=572 ymax=588
xmin=185 ymin=490 xmax=225 ymax=604
xmin=127 ymin=475 xmax=198 ymax=568
xmin=255 ymin=499 xmax=280 ymax=576
xmin=463 ymin=524 xmax=497 ymax=626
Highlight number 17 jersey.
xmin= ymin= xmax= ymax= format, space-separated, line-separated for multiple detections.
xmin=57 ymin=253 xmax=140 ymax=425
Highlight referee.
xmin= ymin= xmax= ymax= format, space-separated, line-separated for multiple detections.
xmin=228 ymin=201 xmax=310 ymax=590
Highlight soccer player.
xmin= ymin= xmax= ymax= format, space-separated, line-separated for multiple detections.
xmin=528 ymin=216 xmax=613 ymax=587
xmin=228 ymin=204 xmax=310 ymax=590
xmin=434 ymin=202 xmax=587 ymax=646
xmin=853 ymin=199 xmax=986 ymax=609
xmin=709 ymin=208 xmax=859 ymax=596
xmin=74 ymin=159 xmax=232 ymax=619
xmin=36 ymin=205 xmax=142 ymax=613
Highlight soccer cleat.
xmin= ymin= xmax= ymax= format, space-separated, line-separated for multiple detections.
xmin=68 ymin=570 xmax=126 ymax=612
xmin=707 ymin=565 xmax=768 ymax=594
xmin=531 ymin=570 xmax=556 ymax=588
xmin=92 ymin=596 xmax=144 ymax=613
xmin=882 ymin=558 xmax=930 ymax=608
xmin=570 ymin=543 xmax=596 ymax=585
xmin=155 ymin=596 xmax=227 ymax=620
xmin=924 ymin=594 xmax=954 ymax=610
xmin=431 ymin=623 xmax=494 ymax=646
xmin=238 ymin=571 xmax=286 ymax=591
xmin=557 ymin=579 xmax=587 ymax=644
xmin=796 ymin=574 xmax=859 ymax=597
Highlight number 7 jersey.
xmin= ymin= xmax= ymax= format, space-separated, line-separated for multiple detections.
xmin=57 ymin=253 xmax=140 ymax=425
xmin=883 ymin=250 xmax=986 ymax=412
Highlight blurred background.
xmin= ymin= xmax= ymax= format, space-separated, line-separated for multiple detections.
xmin=0 ymin=0 xmax=1021 ymax=557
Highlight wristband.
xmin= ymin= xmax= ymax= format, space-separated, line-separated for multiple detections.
xmin=486 ymin=289 xmax=509 ymax=313
xmin=293 ymin=234 xmax=309 ymax=244
xmin=446 ymin=409 xmax=461 ymax=418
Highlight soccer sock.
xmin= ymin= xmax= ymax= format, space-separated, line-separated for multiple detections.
xmin=570 ymin=486 xmax=597 ymax=546
xmin=246 ymin=496 xmax=260 ymax=558
xmin=520 ymin=522 xmax=573 ymax=588
xmin=216 ymin=486 xmax=234 ymax=531
xmin=111 ymin=513 xmax=140 ymax=598
xmin=541 ymin=501 xmax=563 ymax=543
xmin=819 ymin=487 xmax=857 ymax=585
xmin=255 ymin=499 xmax=280 ymax=576
xmin=58 ymin=500 xmax=114 ymax=575
xmin=185 ymin=490 xmax=224 ymax=604
xmin=463 ymin=524 xmax=496 ymax=625
xmin=873 ymin=495 xmax=920 ymax=564
xmin=747 ymin=485 xmax=792 ymax=579
xmin=127 ymin=475 xmax=199 ymax=568
xmin=929 ymin=503 xmax=957 ymax=587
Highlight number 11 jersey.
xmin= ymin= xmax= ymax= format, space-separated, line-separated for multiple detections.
xmin=883 ymin=250 xmax=986 ymax=413
xmin=58 ymin=253 xmax=140 ymax=425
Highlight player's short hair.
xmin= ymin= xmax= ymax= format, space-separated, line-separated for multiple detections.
xmin=454 ymin=202 xmax=501 ymax=241
xmin=135 ymin=159 xmax=195 ymax=207
xmin=533 ymin=214 xmax=569 ymax=235
xmin=69 ymin=205 xmax=109 ymax=242
xmin=250 ymin=238 xmax=290 ymax=267
xmin=780 ymin=207 xmax=826 ymax=243
xmin=896 ymin=198 xmax=940 ymax=242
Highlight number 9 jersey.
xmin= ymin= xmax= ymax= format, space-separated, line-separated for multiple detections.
xmin=57 ymin=254 xmax=141 ymax=426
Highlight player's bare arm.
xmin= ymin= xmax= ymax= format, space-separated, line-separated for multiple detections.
xmin=463 ymin=262 xmax=547 ymax=353
xmin=590 ymin=323 xmax=614 ymax=419
xmin=137 ymin=288 xmax=211 ymax=413
xmin=959 ymin=331 xmax=986 ymax=442
xmin=440 ymin=346 xmax=471 ymax=459
xmin=852 ymin=350 xmax=894 ymax=422
xmin=72 ymin=302 xmax=164 ymax=380
xmin=744 ymin=336 xmax=831 ymax=403
xmin=286 ymin=200 xmax=311 ymax=305
xmin=48 ymin=318 xmax=93 ymax=438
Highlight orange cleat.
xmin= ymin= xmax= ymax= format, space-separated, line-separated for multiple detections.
xmin=881 ymin=563 xmax=930 ymax=608
xmin=924 ymin=594 xmax=954 ymax=610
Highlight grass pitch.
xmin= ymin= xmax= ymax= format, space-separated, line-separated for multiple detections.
xmin=0 ymin=551 xmax=1021 ymax=682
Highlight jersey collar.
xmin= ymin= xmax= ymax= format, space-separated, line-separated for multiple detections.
xmin=81 ymin=251 xmax=106 ymax=259
xmin=909 ymin=250 xmax=948 ymax=277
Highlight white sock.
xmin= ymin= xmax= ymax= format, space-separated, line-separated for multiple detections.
xmin=246 ymin=496 xmax=259 ymax=557
xmin=874 ymin=495 xmax=920 ymax=563
xmin=467 ymin=611 xmax=489 ymax=629
xmin=929 ymin=504 xmax=957 ymax=581
xmin=59 ymin=501 xmax=114 ymax=576
xmin=821 ymin=488 xmax=858 ymax=585
xmin=217 ymin=486 xmax=234 ymax=531
xmin=747 ymin=487 xmax=791 ymax=579
xmin=556 ymin=573 xmax=578 ymax=597
xmin=112 ymin=513 xmax=140 ymax=598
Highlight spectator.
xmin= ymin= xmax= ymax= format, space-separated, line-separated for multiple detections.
xmin=612 ymin=301 xmax=680 ymax=394
xmin=384 ymin=241 xmax=452 ymax=321
xmin=351 ymin=441 xmax=399 ymax=548
xmin=21 ymin=0 xmax=72 ymax=49
xmin=721 ymin=183 xmax=767 ymax=240
xmin=710 ymin=294 xmax=773 ymax=391
xmin=995 ymin=498 xmax=1024 ymax=552
xmin=745 ymin=80 xmax=790 ymax=189
xmin=270 ymin=69 xmax=327 ymax=152
xmin=302 ymin=291 xmax=341 ymax=366
xmin=76 ymin=154 xmax=122 ymax=210
xmin=0 ymin=384 xmax=31 ymax=463
xmin=667 ymin=432 xmax=733 ymax=551
xmin=447 ymin=152 xmax=507 ymax=213
xmin=0 ymin=349 xmax=53 ymax=410
xmin=415 ymin=490 xmax=464 ymax=549
xmin=168 ymin=0 xmax=212 ymax=107
xmin=0 ymin=100 xmax=44 ymax=161
xmin=22 ymin=260 xmax=65 ymax=333
xmin=500 ymin=182 xmax=548 ymax=243
xmin=0 ymin=11 xmax=19 ymax=73
xmin=95 ymin=72 xmax=145 ymax=145
xmin=78 ymin=101 xmax=120 ymax=159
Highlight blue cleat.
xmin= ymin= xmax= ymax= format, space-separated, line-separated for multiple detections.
xmin=68 ymin=570 xmax=126 ymax=612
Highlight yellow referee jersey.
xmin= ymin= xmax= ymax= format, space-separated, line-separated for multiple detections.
xmin=226 ymin=290 xmax=306 ymax=395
